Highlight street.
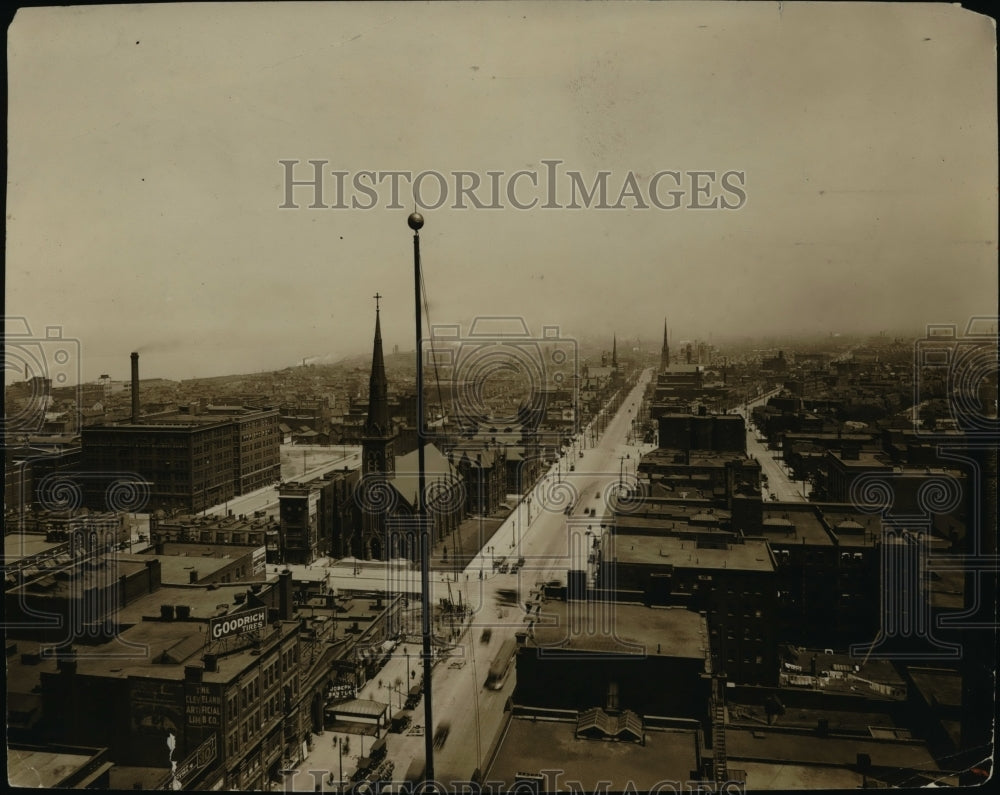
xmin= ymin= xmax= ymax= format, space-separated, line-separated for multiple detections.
xmin=285 ymin=369 xmax=656 ymax=790
xmin=737 ymin=391 xmax=809 ymax=503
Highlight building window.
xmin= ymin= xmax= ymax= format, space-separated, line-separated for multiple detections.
xmin=606 ymin=681 xmax=619 ymax=712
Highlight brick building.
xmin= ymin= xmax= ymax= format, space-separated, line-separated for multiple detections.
xmin=81 ymin=405 xmax=279 ymax=514
xmin=600 ymin=531 xmax=777 ymax=686
xmin=278 ymin=468 xmax=359 ymax=564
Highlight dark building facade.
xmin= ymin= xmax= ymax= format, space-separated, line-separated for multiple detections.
xmin=81 ymin=407 xmax=279 ymax=514
xmin=278 ymin=468 xmax=359 ymax=564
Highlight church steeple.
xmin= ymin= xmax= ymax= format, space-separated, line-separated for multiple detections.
xmin=612 ymin=334 xmax=618 ymax=369
xmin=362 ymin=293 xmax=395 ymax=476
xmin=660 ymin=319 xmax=670 ymax=371
xmin=365 ymin=294 xmax=389 ymax=437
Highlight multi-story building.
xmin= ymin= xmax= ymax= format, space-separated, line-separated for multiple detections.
xmin=447 ymin=442 xmax=507 ymax=516
xmin=515 ymin=599 xmax=711 ymax=719
xmin=758 ymin=502 xmax=881 ymax=648
xmin=82 ymin=414 xmax=239 ymax=513
xmin=81 ymin=408 xmax=279 ymax=514
xmin=600 ymin=530 xmax=777 ymax=685
xmin=4 ymin=568 xmax=397 ymax=789
xmin=150 ymin=511 xmax=277 ymax=550
xmin=278 ymin=468 xmax=359 ymax=564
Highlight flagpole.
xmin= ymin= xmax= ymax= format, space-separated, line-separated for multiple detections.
xmin=409 ymin=211 xmax=435 ymax=785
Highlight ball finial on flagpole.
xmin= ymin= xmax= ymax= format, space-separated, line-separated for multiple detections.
xmin=408 ymin=212 xmax=424 ymax=231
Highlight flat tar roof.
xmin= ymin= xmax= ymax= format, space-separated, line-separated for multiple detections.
xmin=7 ymin=747 xmax=103 ymax=788
xmin=488 ymin=718 xmax=700 ymax=791
xmin=725 ymin=726 xmax=938 ymax=771
xmin=3 ymin=533 xmax=65 ymax=561
xmin=760 ymin=506 xmax=832 ymax=547
xmin=613 ymin=533 xmax=774 ymax=573
xmin=527 ymin=601 xmax=709 ymax=662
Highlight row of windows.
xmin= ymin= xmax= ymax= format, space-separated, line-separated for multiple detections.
xmin=721 ymin=609 xmax=764 ymax=619
xmin=262 ymin=691 xmax=282 ymax=723
xmin=262 ymin=657 xmax=280 ymax=689
xmin=240 ymin=709 xmax=261 ymax=743
xmin=726 ymin=632 xmax=766 ymax=643
xmin=726 ymin=655 xmax=765 ymax=665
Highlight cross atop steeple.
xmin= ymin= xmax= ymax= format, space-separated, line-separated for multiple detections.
xmin=373 ymin=292 xmax=382 ymax=312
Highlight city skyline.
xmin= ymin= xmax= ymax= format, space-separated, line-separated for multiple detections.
xmin=6 ymin=2 xmax=997 ymax=381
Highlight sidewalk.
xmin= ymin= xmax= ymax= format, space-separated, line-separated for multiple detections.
xmin=279 ymin=613 xmax=475 ymax=792
xmin=429 ymin=513 xmax=505 ymax=574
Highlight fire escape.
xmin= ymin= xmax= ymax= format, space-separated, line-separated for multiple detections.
xmin=711 ymin=675 xmax=728 ymax=785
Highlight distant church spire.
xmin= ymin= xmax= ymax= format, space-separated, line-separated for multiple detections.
xmin=364 ymin=293 xmax=390 ymax=437
xmin=612 ymin=334 xmax=618 ymax=369
xmin=660 ymin=319 xmax=670 ymax=370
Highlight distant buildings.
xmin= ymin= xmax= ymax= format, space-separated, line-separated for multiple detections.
xmin=650 ymin=321 xmax=734 ymax=416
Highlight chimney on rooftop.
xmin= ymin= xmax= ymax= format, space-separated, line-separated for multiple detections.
xmin=131 ymin=352 xmax=140 ymax=423
xmin=279 ymin=569 xmax=293 ymax=620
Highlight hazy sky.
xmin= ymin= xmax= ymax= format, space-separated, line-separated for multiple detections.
xmin=6 ymin=1 xmax=997 ymax=383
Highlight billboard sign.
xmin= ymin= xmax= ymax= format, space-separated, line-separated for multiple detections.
xmin=209 ymin=606 xmax=267 ymax=641
xmin=252 ymin=545 xmax=266 ymax=575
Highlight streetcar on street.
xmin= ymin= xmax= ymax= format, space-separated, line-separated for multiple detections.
xmin=484 ymin=637 xmax=518 ymax=690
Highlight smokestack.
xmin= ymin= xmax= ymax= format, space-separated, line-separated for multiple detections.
xmin=131 ymin=352 xmax=140 ymax=423
xmin=279 ymin=569 xmax=293 ymax=620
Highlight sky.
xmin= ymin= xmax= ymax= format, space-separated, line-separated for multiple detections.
xmin=6 ymin=1 xmax=997 ymax=383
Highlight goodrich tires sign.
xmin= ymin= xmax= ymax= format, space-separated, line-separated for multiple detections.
xmin=209 ymin=606 xmax=267 ymax=640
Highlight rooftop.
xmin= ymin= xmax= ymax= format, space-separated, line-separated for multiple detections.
xmin=7 ymin=746 xmax=108 ymax=789
xmin=725 ymin=726 xmax=940 ymax=775
xmin=906 ymin=666 xmax=961 ymax=710
xmin=759 ymin=506 xmax=832 ymax=547
xmin=779 ymin=646 xmax=907 ymax=699
xmin=642 ymin=448 xmax=748 ymax=468
xmin=819 ymin=509 xmax=882 ymax=548
xmin=728 ymin=701 xmax=897 ymax=734
xmin=112 ymin=580 xmax=279 ymax=626
xmin=391 ymin=443 xmax=457 ymax=507
xmin=828 ymin=450 xmax=889 ymax=468
xmin=126 ymin=546 xmax=260 ymax=584
xmin=487 ymin=718 xmax=700 ymax=791
xmin=527 ymin=601 xmax=709 ymax=662
xmin=3 ymin=533 xmax=64 ymax=562
xmin=10 ymin=556 xmax=152 ymax=598
xmin=738 ymin=761 xmax=863 ymax=790
xmin=612 ymin=533 xmax=775 ymax=573
xmin=609 ymin=515 xmax=734 ymax=538
xmin=24 ymin=617 xmax=300 ymax=684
